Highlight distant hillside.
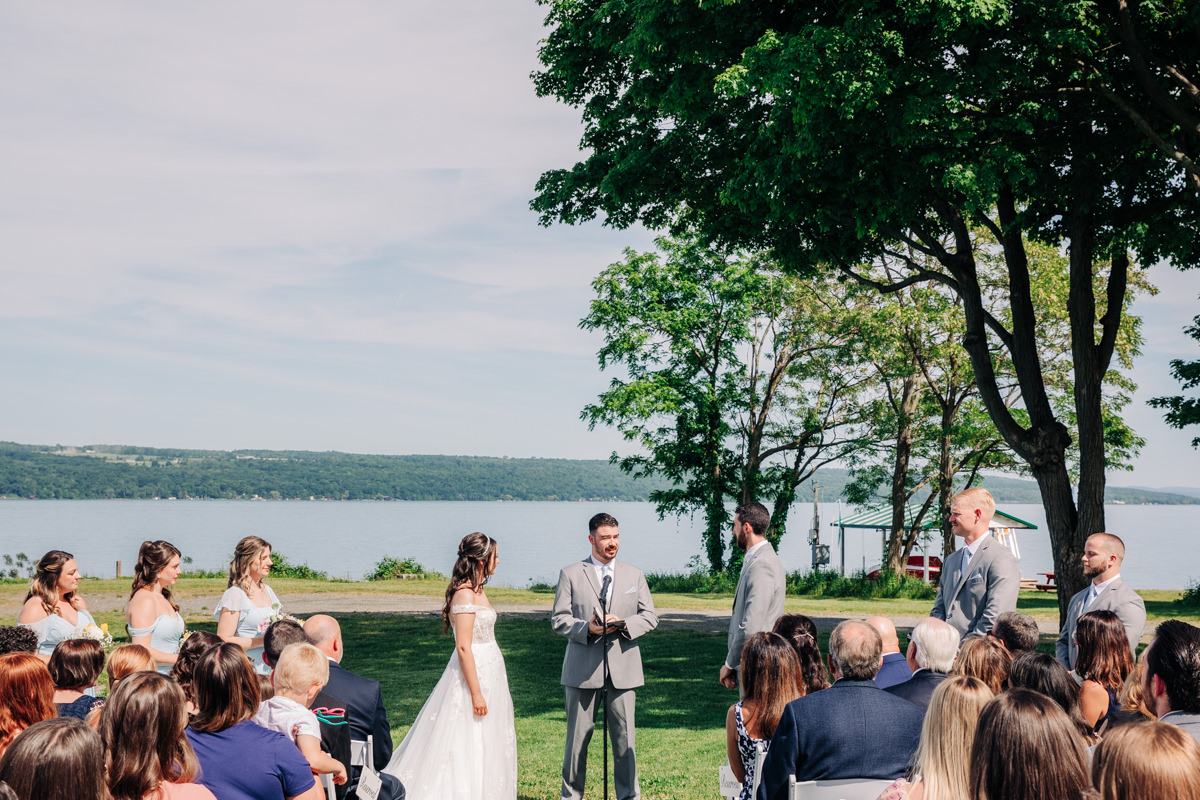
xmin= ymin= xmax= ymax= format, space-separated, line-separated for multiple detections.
xmin=2 ymin=441 xmax=1197 ymax=504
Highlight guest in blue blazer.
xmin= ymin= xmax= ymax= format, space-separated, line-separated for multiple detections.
xmin=756 ymin=620 xmax=924 ymax=800
xmin=866 ymin=617 xmax=912 ymax=689
xmin=885 ymin=617 xmax=960 ymax=710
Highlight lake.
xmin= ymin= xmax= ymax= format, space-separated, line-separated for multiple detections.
xmin=0 ymin=499 xmax=1195 ymax=590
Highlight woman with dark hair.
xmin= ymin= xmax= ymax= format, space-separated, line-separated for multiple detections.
xmin=772 ymin=614 xmax=830 ymax=694
xmin=214 ymin=536 xmax=279 ymax=673
xmin=185 ymin=644 xmax=320 ymax=800
xmin=0 ymin=653 xmax=56 ymax=758
xmin=968 ymin=689 xmax=1091 ymax=800
xmin=169 ymin=631 xmax=223 ymax=715
xmin=127 ymin=541 xmax=186 ymax=673
xmin=1075 ymin=610 xmax=1136 ymax=733
xmin=102 ymin=671 xmax=217 ymax=800
xmin=0 ymin=717 xmax=109 ymax=800
xmin=950 ymin=636 xmax=1012 ymax=695
xmin=17 ymin=551 xmax=97 ymax=659
xmin=1007 ymin=652 xmax=1096 ymax=744
xmin=725 ymin=632 xmax=803 ymax=800
xmin=1092 ymin=721 xmax=1200 ymax=800
xmin=381 ymin=532 xmax=517 ymax=798
xmin=48 ymin=639 xmax=105 ymax=720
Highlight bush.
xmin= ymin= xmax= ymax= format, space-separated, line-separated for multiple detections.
xmin=1 ymin=552 xmax=33 ymax=581
xmin=1177 ymin=579 xmax=1200 ymax=609
xmin=528 ymin=582 xmax=557 ymax=594
xmin=787 ymin=568 xmax=937 ymax=600
xmin=645 ymin=568 xmax=739 ymax=594
xmin=268 ymin=551 xmax=329 ymax=581
xmin=365 ymin=556 xmax=442 ymax=582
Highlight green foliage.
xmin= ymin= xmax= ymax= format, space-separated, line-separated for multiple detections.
xmin=787 ymin=569 xmax=937 ymax=601
xmin=1 ymin=552 xmax=33 ymax=581
xmin=267 ymin=551 xmax=329 ymax=581
xmin=1151 ymin=315 xmax=1200 ymax=448
xmin=644 ymin=569 xmax=739 ymax=595
xmin=365 ymin=556 xmax=443 ymax=582
xmin=1176 ymin=579 xmax=1200 ymax=610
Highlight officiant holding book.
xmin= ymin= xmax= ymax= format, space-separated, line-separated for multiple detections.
xmin=552 ymin=513 xmax=658 ymax=800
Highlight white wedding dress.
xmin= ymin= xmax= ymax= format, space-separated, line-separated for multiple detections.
xmin=382 ymin=603 xmax=517 ymax=799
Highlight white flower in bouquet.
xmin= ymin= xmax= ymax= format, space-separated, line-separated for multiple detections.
xmin=258 ymin=603 xmax=302 ymax=634
xmin=75 ymin=621 xmax=114 ymax=650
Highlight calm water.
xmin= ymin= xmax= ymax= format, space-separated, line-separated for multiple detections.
xmin=0 ymin=500 xmax=1194 ymax=589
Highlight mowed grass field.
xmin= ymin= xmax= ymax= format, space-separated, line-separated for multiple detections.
xmin=1 ymin=578 xmax=1193 ymax=800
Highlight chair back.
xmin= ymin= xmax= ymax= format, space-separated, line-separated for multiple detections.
xmin=787 ymin=776 xmax=895 ymax=800
xmin=350 ymin=734 xmax=375 ymax=770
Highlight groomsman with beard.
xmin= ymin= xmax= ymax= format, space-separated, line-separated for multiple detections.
xmin=720 ymin=501 xmax=786 ymax=690
xmin=553 ymin=513 xmax=658 ymax=800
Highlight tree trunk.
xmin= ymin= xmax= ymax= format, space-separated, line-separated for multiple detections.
xmin=885 ymin=376 xmax=921 ymax=573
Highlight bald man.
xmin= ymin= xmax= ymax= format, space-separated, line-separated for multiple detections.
xmin=1056 ymin=533 xmax=1147 ymax=669
xmin=866 ymin=617 xmax=912 ymax=689
xmin=305 ymin=614 xmax=393 ymax=798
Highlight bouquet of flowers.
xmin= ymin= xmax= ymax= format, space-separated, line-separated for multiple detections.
xmin=75 ymin=621 xmax=114 ymax=651
xmin=258 ymin=603 xmax=302 ymax=634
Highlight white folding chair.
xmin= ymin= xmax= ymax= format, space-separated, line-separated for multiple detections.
xmin=319 ymin=772 xmax=337 ymax=800
xmin=349 ymin=734 xmax=375 ymax=771
xmin=788 ymin=776 xmax=895 ymax=800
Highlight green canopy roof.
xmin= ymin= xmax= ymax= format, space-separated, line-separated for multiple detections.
xmin=833 ymin=503 xmax=1038 ymax=531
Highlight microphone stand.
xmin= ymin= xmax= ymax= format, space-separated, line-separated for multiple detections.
xmin=600 ymin=574 xmax=612 ymax=800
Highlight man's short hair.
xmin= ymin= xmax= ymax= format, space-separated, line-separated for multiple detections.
xmin=1146 ymin=620 xmax=1200 ymax=714
xmin=991 ymin=611 xmax=1040 ymax=653
xmin=1088 ymin=532 xmax=1126 ymax=562
xmin=950 ymin=487 xmax=996 ymax=522
xmin=0 ymin=625 xmax=38 ymax=655
xmin=589 ymin=513 xmax=619 ymax=533
xmin=734 ymin=502 xmax=771 ymax=538
xmin=912 ymin=617 xmax=961 ymax=672
xmin=263 ymin=619 xmax=309 ymax=667
xmin=273 ymin=643 xmax=330 ymax=694
xmin=829 ymin=620 xmax=882 ymax=681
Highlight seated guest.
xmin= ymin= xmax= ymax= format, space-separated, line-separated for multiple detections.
xmin=254 ymin=643 xmax=348 ymax=788
xmin=757 ymin=620 xmax=924 ymax=800
xmin=102 ymin=671 xmax=217 ymax=800
xmin=1007 ymin=652 xmax=1095 ymax=745
xmin=48 ymin=639 xmax=105 ymax=720
xmin=950 ymin=636 xmax=1011 ymax=695
xmin=726 ymin=633 xmax=803 ymax=800
xmin=263 ymin=621 xmax=352 ymax=800
xmin=867 ymin=617 xmax=912 ymax=689
xmin=0 ymin=717 xmax=108 ymax=800
xmin=170 ymin=631 xmax=223 ymax=715
xmin=773 ymin=614 xmax=830 ymax=694
xmin=0 ymin=627 xmax=37 ymax=656
xmin=1091 ymin=721 xmax=1200 ymax=800
xmin=876 ymin=676 xmax=993 ymax=800
xmin=886 ymin=618 xmax=959 ymax=710
xmin=0 ymin=653 xmax=56 ymax=758
xmin=1075 ymin=610 xmax=1135 ymax=733
xmin=186 ymin=643 xmax=322 ymax=800
xmin=105 ymin=644 xmax=156 ymax=694
xmin=968 ymin=689 xmax=1091 ymax=800
xmin=989 ymin=611 xmax=1039 ymax=654
xmin=1116 ymin=649 xmax=1155 ymax=721
xmin=1141 ymin=618 xmax=1200 ymax=744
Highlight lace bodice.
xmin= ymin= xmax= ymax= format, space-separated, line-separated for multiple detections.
xmin=450 ymin=603 xmax=497 ymax=645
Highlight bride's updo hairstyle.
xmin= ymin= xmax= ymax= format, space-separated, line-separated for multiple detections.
xmin=441 ymin=533 xmax=498 ymax=633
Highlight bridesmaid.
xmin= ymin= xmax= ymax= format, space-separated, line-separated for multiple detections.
xmin=214 ymin=536 xmax=280 ymax=674
xmin=127 ymin=541 xmax=186 ymax=673
xmin=17 ymin=551 xmax=96 ymax=661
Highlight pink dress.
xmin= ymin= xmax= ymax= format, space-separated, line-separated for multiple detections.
xmin=151 ymin=782 xmax=219 ymax=800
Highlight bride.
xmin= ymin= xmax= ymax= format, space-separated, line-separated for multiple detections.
xmin=382 ymin=533 xmax=517 ymax=799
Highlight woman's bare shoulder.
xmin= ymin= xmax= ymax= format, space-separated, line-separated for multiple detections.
xmin=18 ymin=596 xmax=47 ymax=623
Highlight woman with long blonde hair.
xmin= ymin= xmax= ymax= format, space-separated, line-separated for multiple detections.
xmin=1091 ymin=721 xmax=1200 ymax=800
xmin=214 ymin=536 xmax=279 ymax=673
xmin=381 ymin=532 xmax=516 ymax=799
xmin=726 ymin=632 xmax=803 ymax=800
xmin=17 ymin=551 xmax=97 ymax=660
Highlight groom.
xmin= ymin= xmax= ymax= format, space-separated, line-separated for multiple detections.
xmin=553 ymin=512 xmax=658 ymax=800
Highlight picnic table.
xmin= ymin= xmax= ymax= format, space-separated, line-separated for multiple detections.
xmin=1036 ymin=572 xmax=1057 ymax=592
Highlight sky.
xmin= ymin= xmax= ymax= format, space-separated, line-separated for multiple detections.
xmin=1 ymin=2 xmax=1198 ymax=489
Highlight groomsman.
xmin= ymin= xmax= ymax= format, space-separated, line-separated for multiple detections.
xmin=1056 ymin=533 xmax=1146 ymax=669
xmin=720 ymin=501 xmax=786 ymax=689
xmin=553 ymin=513 xmax=658 ymax=800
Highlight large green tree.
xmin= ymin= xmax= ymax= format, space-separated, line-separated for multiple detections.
xmin=533 ymin=0 xmax=1198 ymax=618
xmin=581 ymin=236 xmax=870 ymax=571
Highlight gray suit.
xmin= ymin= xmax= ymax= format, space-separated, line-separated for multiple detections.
xmin=930 ymin=535 xmax=1019 ymax=639
xmin=1162 ymin=711 xmax=1200 ymax=746
xmin=1055 ymin=576 xmax=1146 ymax=668
xmin=726 ymin=542 xmax=786 ymax=670
xmin=553 ymin=558 xmax=658 ymax=800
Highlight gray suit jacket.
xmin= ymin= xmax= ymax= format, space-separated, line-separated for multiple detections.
xmin=1162 ymin=711 xmax=1200 ymax=746
xmin=726 ymin=542 xmax=786 ymax=670
xmin=1055 ymin=576 xmax=1146 ymax=668
xmin=552 ymin=557 xmax=658 ymax=690
xmin=930 ymin=535 xmax=1019 ymax=639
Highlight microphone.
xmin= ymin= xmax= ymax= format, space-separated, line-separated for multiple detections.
xmin=600 ymin=575 xmax=612 ymax=611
